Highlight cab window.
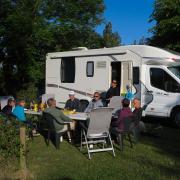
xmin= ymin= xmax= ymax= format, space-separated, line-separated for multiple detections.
xmin=150 ymin=68 xmax=180 ymax=93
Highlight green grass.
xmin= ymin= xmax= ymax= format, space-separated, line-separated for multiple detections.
xmin=0 ymin=156 xmax=19 ymax=179
xmin=27 ymin=127 xmax=180 ymax=180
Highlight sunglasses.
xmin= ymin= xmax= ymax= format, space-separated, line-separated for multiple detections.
xmin=112 ymin=82 xmax=117 ymax=84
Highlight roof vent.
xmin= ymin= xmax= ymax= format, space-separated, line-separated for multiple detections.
xmin=72 ymin=47 xmax=88 ymax=51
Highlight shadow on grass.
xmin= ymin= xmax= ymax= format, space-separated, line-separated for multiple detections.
xmin=141 ymin=117 xmax=180 ymax=160
xmin=59 ymin=177 xmax=74 ymax=180
xmin=75 ymin=143 xmax=116 ymax=160
xmin=136 ymin=155 xmax=180 ymax=178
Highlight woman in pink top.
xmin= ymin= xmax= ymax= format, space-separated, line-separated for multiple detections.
xmin=118 ymin=98 xmax=133 ymax=130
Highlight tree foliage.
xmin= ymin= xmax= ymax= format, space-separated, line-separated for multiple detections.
xmin=148 ymin=0 xmax=180 ymax=52
xmin=0 ymin=0 xmax=107 ymax=96
xmin=102 ymin=22 xmax=121 ymax=47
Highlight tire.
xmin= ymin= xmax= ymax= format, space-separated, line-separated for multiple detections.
xmin=174 ymin=111 xmax=180 ymax=127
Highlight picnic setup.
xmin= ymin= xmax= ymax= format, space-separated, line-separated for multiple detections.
xmin=2 ymin=90 xmax=137 ymax=159
xmin=0 ymin=89 xmax=144 ymax=161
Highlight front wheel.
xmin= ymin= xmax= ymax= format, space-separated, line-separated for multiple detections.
xmin=174 ymin=111 xmax=180 ymax=127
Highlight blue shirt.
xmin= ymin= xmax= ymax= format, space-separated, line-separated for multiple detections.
xmin=125 ymin=90 xmax=134 ymax=100
xmin=12 ymin=105 xmax=26 ymax=122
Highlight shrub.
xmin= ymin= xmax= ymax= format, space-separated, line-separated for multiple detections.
xmin=0 ymin=114 xmax=20 ymax=158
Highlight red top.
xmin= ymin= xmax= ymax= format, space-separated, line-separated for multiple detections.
xmin=118 ymin=107 xmax=133 ymax=130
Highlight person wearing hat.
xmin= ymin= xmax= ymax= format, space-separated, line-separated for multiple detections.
xmin=64 ymin=91 xmax=80 ymax=111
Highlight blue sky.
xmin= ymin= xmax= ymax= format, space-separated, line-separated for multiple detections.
xmin=96 ymin=0 xmax=155 ymax=45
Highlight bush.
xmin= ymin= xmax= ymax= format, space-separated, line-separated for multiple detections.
xmin=0 ymin=114 xmax=20 ymax=158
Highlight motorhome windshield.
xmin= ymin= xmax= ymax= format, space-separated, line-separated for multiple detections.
xmin=168 ymin=66 xmax=180 ymax=79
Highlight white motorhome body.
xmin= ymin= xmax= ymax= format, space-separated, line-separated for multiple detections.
xmin=46 ymin=45 xmax=180 ymax=123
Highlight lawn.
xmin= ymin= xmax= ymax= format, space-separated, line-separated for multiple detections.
xmin=27 ymin=125 xmax=180 ymax=180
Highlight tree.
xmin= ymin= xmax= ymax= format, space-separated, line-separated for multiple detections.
xmin=148 ymin=0 xmax=180 ymax=52
xmin=132 ymin=40 xmax=137 ymax=45
xmin=0 ymin=0 xmax=105 ymax=96
xmin=102 ymin=22 xmax=121 ymax=47
xmin=138 ymin=36 xmax=147 ymax=45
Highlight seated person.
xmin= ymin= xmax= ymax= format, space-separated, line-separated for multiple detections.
xmin=131 ymin=98 xmax=162 ymax=137
xmin=12 ymin=99 xmax=26 ymax=122
xmin=118 ymin=98 xmax=133 ymax=131
xmin=84 ymin=92 xmax=104 ymax=113
xmin=44 ymin=98 xmax=72 ymax=132
xmin=132 ymin=98 xmax=144 ymax=125
xmin=130 ymin=98 xmax=144 ymax=141
xmin=106 ymin=80 xmax=120 ymax=104
xmin=2 ymin=98 xmax=15 ymax=115
xmin=65 ymin=91 xmax=80 ymax=111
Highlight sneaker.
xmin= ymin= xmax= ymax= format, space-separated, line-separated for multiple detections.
xmin=154 ymin=125 xmax=162 ymax=130
xmin=33 ymin=133 xmax=40 ymax=137
xmin=60 ymin=136 xmax=63 ymax=142
xmin=32 ymin=129 xmax=36 ymax=134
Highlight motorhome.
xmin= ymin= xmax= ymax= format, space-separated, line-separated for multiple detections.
xmin=46 ymin=45 xmax=180 ymax=125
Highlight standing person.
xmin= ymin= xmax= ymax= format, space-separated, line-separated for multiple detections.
xmin=125 ymin=85 xmax=134 ymax=100
xmin=106 ymin=80 xmax=120 ymax=103
xmin=65 ymin=91 xmax=80 ymax=111
xmin=84 ymin=92 xmax=104 ymax=113
xmin=12 ymin=99 xmax=26 ymax=122
xmin=2 ymin=98 xmax=15 ymax=115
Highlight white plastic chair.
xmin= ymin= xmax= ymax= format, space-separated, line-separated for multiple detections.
xmin=109 ymin=96 xmax=123 ymax=109
xmin=109 ymin=96 xmax=123 ymax=117
xmin=80 ymin=107 xmax=115 ymax=159
xmin=41 ymin=94 xmax=55 ymax=104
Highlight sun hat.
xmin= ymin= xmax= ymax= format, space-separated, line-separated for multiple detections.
xmin=69 ymin=91 xmax=75 ymax=95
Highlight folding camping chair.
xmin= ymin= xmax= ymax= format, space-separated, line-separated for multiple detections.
xmin=80 ymin=107 xmax=115 ymax=159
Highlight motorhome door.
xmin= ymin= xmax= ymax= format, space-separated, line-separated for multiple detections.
xmin=111 ymin=62 xmax=121 ymax=94
xmin=121 ymin=61 xmax=133 ymax=96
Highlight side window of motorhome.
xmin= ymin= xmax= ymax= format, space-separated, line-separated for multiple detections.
xmin=133 ymin=67 xmax=139 ymax=84
xmin=150 ymin=68 xmax=180 ymax=93
xmin=61 ymin=57 xmax=75 ymax=83
xmin=86 ymin=61 xmax=94 ymax=77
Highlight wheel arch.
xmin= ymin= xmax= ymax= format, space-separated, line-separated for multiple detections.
xmin=170 ymin=105 xmax=180 ymax=118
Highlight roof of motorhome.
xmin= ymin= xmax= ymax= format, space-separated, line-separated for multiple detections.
xmin=47 ymin=45 xmax=180 ymax=60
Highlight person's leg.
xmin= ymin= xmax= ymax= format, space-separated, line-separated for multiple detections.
xmin=139 ymin=121 xmax=147 ymax=132
xmin=60 ymin=124 xmax=74 ymax=142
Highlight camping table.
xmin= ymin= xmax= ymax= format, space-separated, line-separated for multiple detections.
xmin=65 ymin=112 xmax=89 ymax=143
xmin=66 ymin=112 xmax=89 ymax=121
xmin=25 ymin=110 xmax=42 ymax=116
